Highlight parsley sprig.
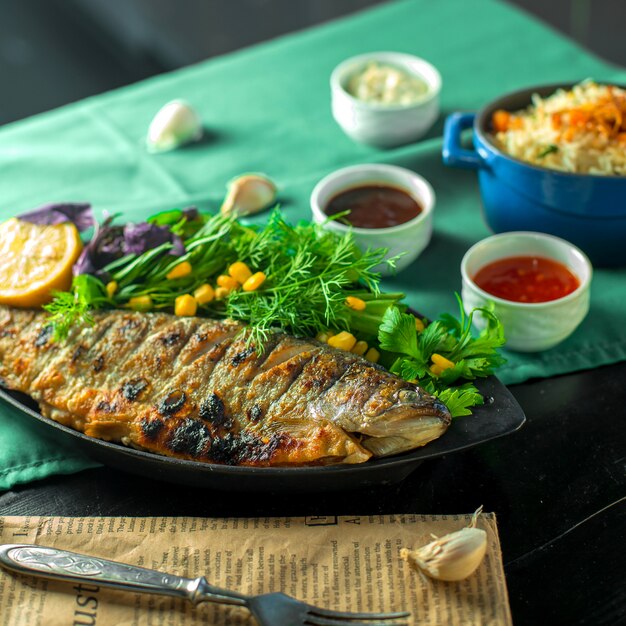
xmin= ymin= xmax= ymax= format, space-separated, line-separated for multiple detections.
xmin=378 ymin=295 xmax=506 ymax=417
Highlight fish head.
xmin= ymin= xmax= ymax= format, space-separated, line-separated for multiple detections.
xmin=322 ymin=381 xmax=452 ymax=458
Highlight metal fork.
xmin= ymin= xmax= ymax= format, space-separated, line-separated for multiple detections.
xmin=0 ymin=544 xmax=410 ymax=626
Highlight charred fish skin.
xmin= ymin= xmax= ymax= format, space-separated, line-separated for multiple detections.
xmin=0 ymin=306 xmax=451 ymax=466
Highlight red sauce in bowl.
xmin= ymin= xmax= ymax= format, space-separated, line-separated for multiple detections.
xmin=324 ymin=184 xmax=422 ymax=229
xmin=473 ymin=256 xmax=580 ymax=303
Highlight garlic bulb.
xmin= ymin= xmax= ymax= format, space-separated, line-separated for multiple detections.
xmin=220 ymin=174 xmax=277 ymax=217
xmin=146 ymin=100 xmax=203 ymax=153
xmin=400 ymin=507 xmax=487 ymax=582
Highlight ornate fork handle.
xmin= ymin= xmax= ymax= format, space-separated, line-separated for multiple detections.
xmin=0 ymin=544 xmax=247 ymax=607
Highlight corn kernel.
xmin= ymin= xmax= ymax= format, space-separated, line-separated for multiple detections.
xmin=217 ymin=275 xmax=239 ymax=291
xmin=431 ymin=353 xmax=455 ymax=370
xmin=128 ymin=295 xmax=152 ymax=311
xmin=327 ymin=331 xmax=357 ymax=352
xmin=352 ymin=340 xmax=368 ymax=356
xmin=243 ymin=271 xmax=266 ymax=292
xmin=106 ymin=281 xmax=118 ymax=298
xmin=175 ymin=294 xmax=197 ymax=317
xmin=430 ymin=363 xmax=445 ymax=376
xmin=193 ymin=283 xmax=215 ymax=304
xmin=215 ymin=286 xmax=230 ymax=300
xmin=166 ymin=261 xmax=192 ymax=280
xmin=414 ymin=316 xmax=425 ymax=332
xmin=316 ymin=329 xmax=336 ymax=342
xmin=365 ymin=347 xmax=380 ymax=363
xmin=228 ymin=261 xmax=252 ymax=284
xmin=345 ymin=296 xmax=366 ymax=311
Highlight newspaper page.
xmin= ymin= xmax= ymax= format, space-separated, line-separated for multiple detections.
xmin=0 ymin=514 xmax=512 ymax=625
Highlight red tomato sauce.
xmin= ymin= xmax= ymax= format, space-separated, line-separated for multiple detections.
xmin=473 ymin=256 xmax=580 ymax=303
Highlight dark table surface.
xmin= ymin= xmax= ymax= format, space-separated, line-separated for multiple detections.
xmin=1 ymin=359 xmax=624 ymax=625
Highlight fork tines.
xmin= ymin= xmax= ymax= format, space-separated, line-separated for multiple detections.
xmin=304 ymin=606 xmax=410 ymax=625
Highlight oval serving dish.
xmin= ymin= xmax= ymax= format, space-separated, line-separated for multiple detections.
xmin=442 ymin=82 xmax=626 ymax=267
xmin=0 ymin=376 xmax=524 ymax=493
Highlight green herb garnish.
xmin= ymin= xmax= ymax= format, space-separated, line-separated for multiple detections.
xmin=378 ymin=295 xmax=506 ymax=417
xmin=45 ymin=209 xmax=395 ymax=348
xmin=43 ymin=274 xmax=109 ymax=340
xmin=538 ymin=144 xmax=559 ymax=158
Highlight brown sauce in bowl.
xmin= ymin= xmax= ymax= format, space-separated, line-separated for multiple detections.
xmin=324 ymin=184 xmax=422 ymax=229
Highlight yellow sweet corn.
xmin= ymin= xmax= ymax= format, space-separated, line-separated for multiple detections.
xmin=316 ymin=329 xmax=336 ymax=343
xmin=193 ymin=283 xmax=215 ymax=304
xmin=345 ymin=296 xmax=366 ymax=311
xmin=216 ymin=274 xmax=239 ymax=291
xmin=128 ymin=295 xmax=152 ymax=311
xmin=106 ymin=281 xmax=118 ymax=298
xmin=175 ymin=294 xmax=197 ymax=317
xmin=352 ymin=340 xmax=368 ymax=356
xmin=365 ymin=347 xmax=380 ymax=363
xmin=166 ymin=261 xmax=192 ymax=280
xmin=414 ymin=316 xmax=425 ymax=332
xmin=215 ymin=286 xmax=230 ymax=300
xmin=327 ymin=331 xmax=357 ymax=352
xmin=228 ymin=261 xmax=252 ymax=284
xmin=243 ymin=271 xmax=266 ymax=292
xmin=432 ymin=353 xmax=455 ymax=370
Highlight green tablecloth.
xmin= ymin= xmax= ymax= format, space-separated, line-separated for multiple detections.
xmin=1 ymin=0 xmax=625 ymax=489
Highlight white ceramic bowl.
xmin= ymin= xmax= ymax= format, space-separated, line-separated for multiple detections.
xmin=331 ymin=52 xmax=441 ymax=148
xmin=461 ymin=232 xmax=592 ymax=352
xmin=310 ymin=164 xmax=435 ymax=274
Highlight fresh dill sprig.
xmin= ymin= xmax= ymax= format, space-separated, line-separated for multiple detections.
xmin=223 ymin=215 xmax=389 ymax=345
xmin=43 ymin=274 xmax=109 ymax=340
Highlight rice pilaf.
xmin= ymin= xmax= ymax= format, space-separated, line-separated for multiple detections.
xmin=491 ymin=82 xmax=626 ymax=176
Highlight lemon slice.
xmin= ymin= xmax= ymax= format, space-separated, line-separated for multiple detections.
xmin=0 ymin=217 xmax=83 ymax=307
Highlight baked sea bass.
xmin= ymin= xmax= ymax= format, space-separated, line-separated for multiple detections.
xmin=0 ymin=306 xmax=451 ymax=466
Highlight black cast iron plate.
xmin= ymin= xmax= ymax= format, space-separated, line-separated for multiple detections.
xmin=0 ymin=375 xmax=525 ymax=492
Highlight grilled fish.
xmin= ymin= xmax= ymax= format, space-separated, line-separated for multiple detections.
xmin=0 ymin=306 xmax=451 ymax=466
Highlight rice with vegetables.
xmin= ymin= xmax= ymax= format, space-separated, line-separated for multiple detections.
xmin=491 ymin=82 xmax=626 ymax=175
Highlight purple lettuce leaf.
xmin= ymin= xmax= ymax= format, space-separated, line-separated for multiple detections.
xmin=19 ymin=202 xmax=94 ymax=232
xmin=124 ymin=222 xmax=173 ymax=255
xmin=73 ymin=217 xmax=124 ymax=277
xmin=74 ymin=218 xmax=186 ymax=277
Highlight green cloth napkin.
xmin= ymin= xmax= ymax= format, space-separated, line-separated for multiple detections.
xmin=1 ymin=0 xmax=625 ymax=489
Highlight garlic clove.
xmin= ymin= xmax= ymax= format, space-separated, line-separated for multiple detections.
xmin=220 ymin=174 xmax=277 ymax=217
xmin=146 ymin=100 xmax=203 ymax=153
xmin=400 ymin=527 xmax=487 ymax=582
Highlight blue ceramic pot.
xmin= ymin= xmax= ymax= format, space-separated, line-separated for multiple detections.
xmin=442 ymin=83 xmax=626 ymax=267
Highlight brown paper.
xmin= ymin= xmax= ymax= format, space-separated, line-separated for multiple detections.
xmin=0 ymin=514 xmax=512 ymax=625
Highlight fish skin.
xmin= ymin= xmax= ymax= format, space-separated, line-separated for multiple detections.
xmin=0 ymin=306 xmax=451 ymax=466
